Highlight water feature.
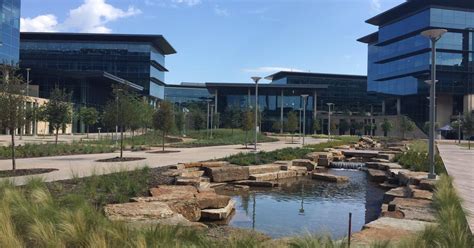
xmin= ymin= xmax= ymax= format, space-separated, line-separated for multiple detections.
xmin=222 ymin=169 xmax=385 ymax=238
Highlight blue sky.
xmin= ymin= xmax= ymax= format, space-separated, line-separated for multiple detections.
xmin=20 ymin=0 xmax=404 ymax=84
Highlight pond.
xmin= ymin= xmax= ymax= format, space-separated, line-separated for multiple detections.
xmin=223 ymin=169 xmax=385 ymax=238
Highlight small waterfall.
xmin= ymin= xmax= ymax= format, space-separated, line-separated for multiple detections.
xmin=329 ymin=162 xmax=366 ymax=170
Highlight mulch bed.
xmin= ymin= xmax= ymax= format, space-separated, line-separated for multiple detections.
xmin=95 ymin=157 xmax=146 ymax=163
xmin=147 ymin=150 xmax=181 ymax=154
xmin=0 ymin=168 xmax=59 ymax=178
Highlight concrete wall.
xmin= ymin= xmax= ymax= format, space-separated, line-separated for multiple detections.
xmin=464 ymin=94 xmax=474 ymax=113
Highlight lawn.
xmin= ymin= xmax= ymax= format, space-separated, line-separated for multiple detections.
xmin=171 ymin=129 xmax=278 ymax=148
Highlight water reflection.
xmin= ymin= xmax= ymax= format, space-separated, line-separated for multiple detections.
xmin=225 ymin=169 xmax=385 ymax=238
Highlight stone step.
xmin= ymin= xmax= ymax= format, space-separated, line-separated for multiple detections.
xmin=312 ymin=173 xmax=349 ymax=183
xmin=196 ymin=192 xmax=231 ymax=209
xmin=367 ymin=169 xmax=388 ymax=183
xmin=248 ymin=164 xmax=281 ymax=174
xmin=200 ymin=199 xmax=236 ymax=220
xmin=292 ymin=159 xmax=317 ymax=171
xmin=249 ymin=172 xmax=279 ymax=182
xmin=204 ymin=166 xmax=250 ymax=182
xmin=232 ymin=180 xmax=278 ymax=187
xmin=175 ymin=177 xmax=201 ymax=187
xmin=383 ymin=186 xmax=411 ymax=203
xmin=181 ymin=170 xmax=205 ymax=178
xmin=278 ymin=170 xmax=298 ymax=179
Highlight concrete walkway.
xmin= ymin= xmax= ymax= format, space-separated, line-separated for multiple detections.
xmin=0 ymin=137 xmax=325 ymax=185
xmin=437 ymin=144 xmax=474 ymax=233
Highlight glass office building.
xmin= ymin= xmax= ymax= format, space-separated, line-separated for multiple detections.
xmin=165 ymin=72 xmax=383 ymax=132
xmin=0 ymin=0 xmax=20 ymax=64
xmin=20 ymin=32 xmax=176 ymax=107
xmin=359 ymin=0 xmax=474 ymax=126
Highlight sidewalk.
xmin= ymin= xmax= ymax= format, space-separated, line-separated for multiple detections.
xmin=0 ymin=137 xmax=324 ymax=185
xmin=437 ymin=144 xmax=474 ymax=234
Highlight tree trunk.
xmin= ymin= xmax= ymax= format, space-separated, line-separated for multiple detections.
xmin=55 ymin=128 xmax=59 ymax=145
xmin=245 ymin=130 xmax=248 ymax=149
xmin=162 ymin=131 xmax=165 ymax=151
xmin=86 ymin=125 xmax=89 ymax=139
xmin=292 ymin=133 xmax=294 ymax=144
xmin=469 ymin=140 xmax=471 ymax=150
xmin=120 ymin=126 xmax=124 ymax=159
xmin=10 ymin=132 xmax=16 ymax=172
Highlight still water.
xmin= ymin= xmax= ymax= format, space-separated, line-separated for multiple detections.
xmin=225 ymin=169 xmax=385 ymax=238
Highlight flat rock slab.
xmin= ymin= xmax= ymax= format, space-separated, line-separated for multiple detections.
xmin=176 ymin=177 xmax=201 ymax=187
xmin=399 ymin=171 xmax=429 ymax=185
xmin=232 ymin=180 xmax=278 ymax=187
xmin=205 ymin=166 xmax=250 ymax=182
xmin=196 ymin=192 xmax=231 ymax=209
xmin=312 ymin=173 xmax=348 ymax=183
xmin=418 ymin=179 xmax=437 ymax=191
xmin=341 ymin=150 xmax=379 ymax=158
xmin=292 ymin=159 xmax=317 ymax=171
xmin=388 ymin=168 xmax=411 ymax=177
xmin=248 ymin=164 xmax=281 ymax=174
xmin=277 ymin=170 xmax=297 ymax=179
xmin=383 ymin=186 xmax=410 ymax=203
xmin=377 ymin=153 xmax=395 ymax=161
xmin=181 ymin=170 xmax=205 ymax=178
xmin=367 ymin=169 xmax=388 ymax=183
xmin=364 ymin=217 xmax=434 ymax=232
xmin=390 ymin=197 xmax=436 ymax=222
xmin=408 ymin=186 xmax=433 ymax=200
xmin=182 ymin=161 xmax=230 ymax=169
xmin=305 ymin=152 xmax=332 ymax=161
xmin=201 ymin=199 xmax=236 ymax=220
xmin=150 ymin=185 xmax=197 ymax=200
xmin=249 ymin=172 xmax=279 ymax=182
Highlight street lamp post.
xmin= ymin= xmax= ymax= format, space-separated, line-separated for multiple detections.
xmin=26 ymin=68 xmax=31 ymax=97
xmin=421 ymin=28 xmax=447 ymax=180
xmin=457 ymin=112 xmax=461 ymax=144
xmin=210 ymin=104 xmax=214 ymax=139
xmin=327 ymin=103 xmax=334 ymax=141
xmin=251 ymin=77 xmax=261 ymax=151
xmin=206 ymin=99 xmax=211 ymax=139
xmin=301 ymin=94 xmax=309 ymax=145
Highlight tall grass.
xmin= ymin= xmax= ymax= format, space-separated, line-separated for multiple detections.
xmin=394 ymin=140 xmax=446 ymax=173
xmin=0 ymin=142 xmax=116 ymax=159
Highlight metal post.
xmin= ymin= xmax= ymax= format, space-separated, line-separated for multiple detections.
xmin=458 ymin=112 xmax=461 ymax=144
xmin=428 ymin=38 xmax=437 ymax=180
xmin=328 ymin=106 xmax=331 ymax=141
xmin=280 ymin=90 xmax=284 ymax=134
xmin=251 ymin=77 xmax=261 ymax=151
xmin=206 ymin=100 xmax=210 ymax=138
xmin=301 ymin=95 xmax=308 ymax=145
xmin=299 ymin=108 xmax=302 ymax=141
xmin=348 ymin=212 xmax=352 ymax=247
xmin=26 ymin=68 xmax=30 ymax=97
xmin=210 ymin=104 xmax=214 ymax=139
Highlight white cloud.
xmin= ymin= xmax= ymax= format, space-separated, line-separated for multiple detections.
xmin=243 ymin=67 xmax=304 ymax=74
xmin=173 ymin=0 xmax=201 ymax=6
xmin=20 ymin=0 xmax=141 ymax=33
xmin=214 ymin=5 xmax=229 ymax=17
xmin=370 ymin=0 xmax=381 ymax=12
xmin=20 ymin=14 xmax=58 ymax=32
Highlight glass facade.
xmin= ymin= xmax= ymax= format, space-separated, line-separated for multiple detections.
xmin=20 ymin=39 xmax=167 ymax=98
xmin=0 ymin=0 xmax=20 ymax=64
xmin=361 ymin=1 xmax=474 ymax=125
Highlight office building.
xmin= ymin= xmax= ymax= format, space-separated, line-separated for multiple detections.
xmin=0 ymin=0 xmax=20 ymax=64
xmin=359 ymin=0 xmax=474 ymax=126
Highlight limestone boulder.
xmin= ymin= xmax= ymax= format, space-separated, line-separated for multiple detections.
xmin=205 ymin=166 xmax=250 ymax=182
xmin=181 ymin=170 xmax=205 ymax=178
xmin=196 ymin=192 xmax=231 ymax=209
xmin=277 ymin=170 xmax=298 ymax=179
xmin=418 ymin=179 xmax=437 ymax=191
xmin=377 ymin=153 xmax=395 ymax=161
xmin=248 ymin=164 xmax=281 ymax=174
xmin=149 ymin=185 xmax=197 ymax=200
xmin=232 ymin=180 xmax=278 ymax=187
xmin=408 ymin=185 xmax=433 ymax=200
xmin=367 ymin=169 xmax=388 ymax=183
xmin=175 ymin=177 xmax=202 ymax=187
xmin=398 ymin=171 xmax=429 ymax=185
xmin=201 ymin=161 xmax=230 ymax=168
xmin=312 ymin=173 xmax=349 ymax=183
xmin=169 ymin=164 xmax=185 ymax=170
xmin=383 ymin=186 xmax=410 ymax=203
xmin=201 ymin=199 xmax=236 ymax=220
xmin=166 ymin=198 xmax=201 ymax=222
xmin=390 ymin=197 xmax=436 ymax=222
xmin=292 ymin=159 xmax=317 ymax=171
xmin=249 ymin=172 xmax=278 ymax=182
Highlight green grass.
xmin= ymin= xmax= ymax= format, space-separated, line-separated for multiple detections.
xmin=394 ymin=140 xmax=445 ymax=173
xmin=0 ymin=142 xmax=116 ymax=159
xmin=225 ymin=139 xmax=355 ymax=166
xmin=172 ymin=129 xmax=278 ymax=148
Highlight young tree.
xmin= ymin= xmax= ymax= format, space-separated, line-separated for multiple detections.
xmin=102 ymin=86 xmax=137 ymax=158
xmin=0 ymin=65 xmax=26 ymax=171
xmin=175 ymin=109 xmax=185 ymax=134
xmin=139 ymin=100 xmax=154 ymax=134
xmin=153 ymin=101 xmax=175 ymax=151
xmin=354 ymin=122 xmax=365 ymax=136
xmin=190 ymin=109 xmax=206 ymax=132
xmin=272 ymin=120 xmax=281 ymax=133
xmin=399 ymin=115 xmax=415 ymax=139
xmin=461 ymin=113 xmax=473 ymax=149
xmin=78 ymin=106 xmax=98 ymax=138
xmin=313 ymin=118 xmax=321 ymax=134
xmin=338 ymin=119 xmax=350 ymax=135
xmin=286 ymin=111 xmax=298 ymax=143
xmin=381 ymin=118 xmax=394 ymax=137
xmin=241 ymin=109 xmax=254 ymax=148
xmin=45 ymin=87 xmax=72 ymax=145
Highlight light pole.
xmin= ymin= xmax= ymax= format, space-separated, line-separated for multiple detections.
xmin=301 ymin=94 xmax=308 ymax=145
xmin=421 ymin=28 xmax=447 ymax=180
xmin=26 ymin=68 xmax=31 ymax=97
xmin=327 ymin=103 xmax=334 ymax=141
xmin=206 ymin=99 xmax=211 ymax=139
xmin=210 ymin=104 xmax=214 ymax=139
xmin=252 ymin=76 xmax=261 ymax=151
xmin=457 ymin=112 xmax=461 ymax=144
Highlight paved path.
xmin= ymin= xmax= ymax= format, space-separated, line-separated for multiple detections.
xmin=0 ymin=137 xmax=325 ymax=185
xmin=437 ymin=144 xmax=474 ymax=233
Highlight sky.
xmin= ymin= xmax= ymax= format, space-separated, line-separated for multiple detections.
xmin=20 ymin=0 xmax=404 ymax=84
